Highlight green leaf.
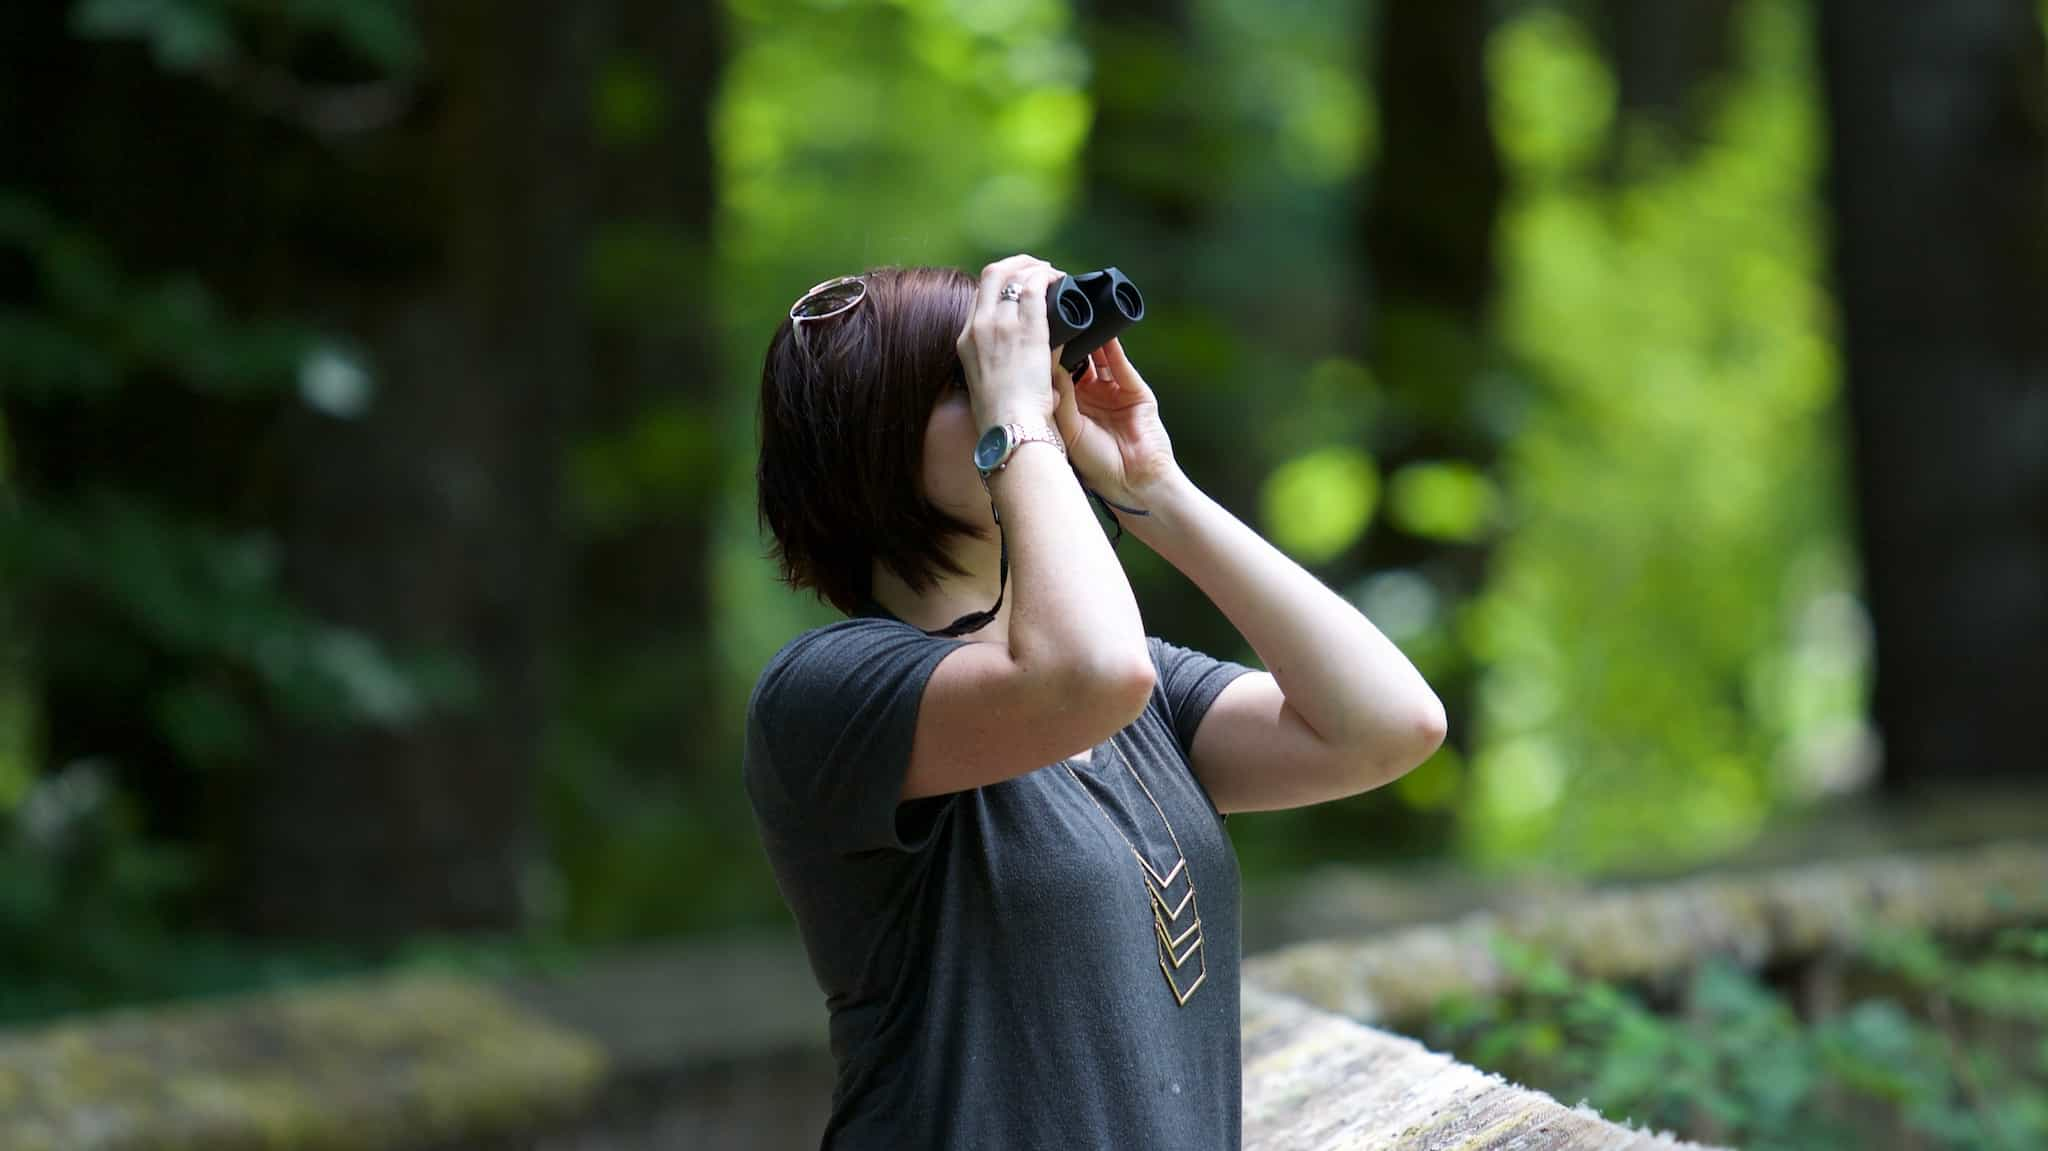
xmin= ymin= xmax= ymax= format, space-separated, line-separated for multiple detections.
xmin=153 ymin=678 xmax=257 ymax=766
xmin=1260 ymin=445 xmax=1378 ymax=564
xmin=596 ymin=57 xmax=665 ymax=146
xmin=1388 ymin=461 xmax=1501 ymax=542
xmin=283 ymin=0 xmax=422 ymax=75
xmin=72 ymin=0 xmax=235 ymax=74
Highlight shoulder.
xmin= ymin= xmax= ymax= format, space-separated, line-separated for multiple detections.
xmin=747 ymin=615 xmax=958 ymax=724
xmin=742 ymin=615 xmax=965 ymax=833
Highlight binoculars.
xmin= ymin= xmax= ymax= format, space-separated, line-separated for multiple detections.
xmin=1044 ymin=267 xmax=1145 ymax=376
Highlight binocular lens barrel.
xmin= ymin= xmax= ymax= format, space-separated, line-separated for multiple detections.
xmin=1045 ymin=267 xmax=1145 ymax=375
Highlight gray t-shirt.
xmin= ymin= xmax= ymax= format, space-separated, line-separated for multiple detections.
xmin=743 ymin=597 xmax=1257 ymax=1150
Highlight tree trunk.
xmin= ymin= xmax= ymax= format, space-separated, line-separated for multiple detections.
xmin=1816 ymin=0 xmax=2048 ymax=792
xmin=1355 ymin=0 xmax=1501 ymax=838
xmin=1071 ymin=0 xmax=1257 ymax=662
xmin=0 ymin=5 xmax=295 ymax=866
xmin=1365 ymin=1 xmax=1501 ymax=333
xmin=5 ymin=3 xmax=599 ymax=941
xmin=543 ymin=0 xmax=728 ymax=938
xmin=1596 ymin=0 xmax=1739 ymax=152
xmin=245 ymin=3 xmax=600 ymax=938
xmin=1075 ymin=0 xmax=1212 ymax=249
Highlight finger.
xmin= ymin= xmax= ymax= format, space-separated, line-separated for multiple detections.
xmin=1024 ymin=262 xmax=1066 ymax=336
xmin=1104 ymin=336 xmax=1136 ymax=376
xmin=999 ymin=270 xmax=1048 ymax=337
xmin=970 ymin=261 xmax=1002 ymax=334
xmin=1008 ymin=259 xmax=1057 ymax=296
xmin=1076 ymin=349 xmax=1105 ymax=388
xmin=1068 ymin=352 xmax=1110 ymax=406
xmin=998 ymin=262 xmax=1060 ymax=346
xmin=1084 ymin=347 xmax=1115 ymax=391
xmin=988 ymin=262 xmax=1048 ymax=338
xmin=1076 ymin=363 xmax=1118 ymax=410
xmin=1044 ymin=265 xmax=1072 ymax=344
xmin=1108 ymin=339 xmax=1150 ymax=393
xmin=975 ymin=254 xmax=1039 ymax=329
xmin=1050 ymin=358 xmax=1083 ymax=448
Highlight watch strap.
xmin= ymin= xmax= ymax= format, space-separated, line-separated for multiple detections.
xmin=1001 ymin=422 xmax=1066 ymax=462
xmin=977 ymin=421 xmax=1066 ymax=488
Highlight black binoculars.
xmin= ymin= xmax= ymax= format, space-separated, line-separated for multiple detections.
xmin=1044 ymin=267 xmax=1145 ymax=376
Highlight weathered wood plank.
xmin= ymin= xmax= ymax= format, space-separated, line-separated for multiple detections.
xmin=14 ymin=841 xmax=2038 ymax=1148
xmin=1243 ymin=985 xmax=1716 ymax=1150
xmin=1246 ymin=840 xmax=2048 ymax=1027
xmin=1248 ymin=786 xmax=2048 ymax=953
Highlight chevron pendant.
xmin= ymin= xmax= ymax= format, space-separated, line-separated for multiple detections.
xmin=1160 ymin=926 xmax=1202 ymax=969
xmin=1062 ymin=746 xmax=1206 ymax=1007
xmin=1154 ymin=910 xmax=1199 ymax=951
xmin=1132 ymin=843 xmax=1204 ymax=1003
xmin=1137 ymin=854 xmax=1185 ymax=890
xmin=1160 ymin=952 xmax=1206 ymax=1006
xmin=1148 ymin=880 xmax=1195 ymax=920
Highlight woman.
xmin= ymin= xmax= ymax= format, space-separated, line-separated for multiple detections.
xmin=745 ymin=253 xmax=1447 ymax=1149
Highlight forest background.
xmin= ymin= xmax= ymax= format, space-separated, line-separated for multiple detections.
xmin=0 ymin=0 xmax=2042 ymax=1034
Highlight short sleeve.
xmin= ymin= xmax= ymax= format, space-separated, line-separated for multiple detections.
xmin=1147 ymin=635 xmax=1258 ymax=763
xmin=745 ymin=619 xmax=967 ymax=857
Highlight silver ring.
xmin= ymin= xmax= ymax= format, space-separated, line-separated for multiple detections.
xmin=998 ymin=282 xmax=1022 ymax=303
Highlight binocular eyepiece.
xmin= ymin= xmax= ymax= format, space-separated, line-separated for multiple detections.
xmin=1044 ymin=267 xmax=1145 ymax=376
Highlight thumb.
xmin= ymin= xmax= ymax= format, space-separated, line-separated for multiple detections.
xmin=1050 ymin=362 xmax=1082 ymax=446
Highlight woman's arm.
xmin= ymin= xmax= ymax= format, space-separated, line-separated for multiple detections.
xmin=1054 ymin=336 xmax=1444 ymax=814
xmin=1125 ymin=467 xmax=1446 ymax=813
xmin=898 ymin=257 xmax=1156 ymax=804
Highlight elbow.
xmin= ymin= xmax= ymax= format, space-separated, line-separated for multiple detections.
xmin=1103 ymin=656 xmax=1158 ymax=726
xmin=1060 ymin=651 xmax=1156 ymax=729
xmin=1388 ymin=695 xmax=1449 ymax=782
xmin=1350 ymin=693 xmax=1448 ymax=792
xmin=1413 ymin=693 xmax=1449 ymax=761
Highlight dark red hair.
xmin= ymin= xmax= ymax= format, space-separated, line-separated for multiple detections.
xmin=755 ymin=265 xmax=985 ymax=616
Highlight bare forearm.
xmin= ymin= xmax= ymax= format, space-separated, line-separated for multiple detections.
xmin=1125 ymin=468 xmax=1444 ymax=750
xmin=987 ymin=441 xmax=1151 ymax=685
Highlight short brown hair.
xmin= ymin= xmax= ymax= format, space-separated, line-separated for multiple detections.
xmin=756 ymin=265 xmax=984 ymax=616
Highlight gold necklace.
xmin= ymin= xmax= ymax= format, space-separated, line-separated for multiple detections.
xmin=1063 ymin=735 xmax=1206 ymax=1006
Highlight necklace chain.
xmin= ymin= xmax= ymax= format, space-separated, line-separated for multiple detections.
xmin=1063 ymin=732 xmax=1207 ymax=1006
xmin=1064 ymin=734 xmax=1189 ymax=875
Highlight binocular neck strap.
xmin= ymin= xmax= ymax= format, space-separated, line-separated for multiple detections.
xmin=928 ymin=480 xmax=1152 ymax=638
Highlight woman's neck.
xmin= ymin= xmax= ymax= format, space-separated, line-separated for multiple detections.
xmin=870 ymin=557 xmax=1009 ymax=641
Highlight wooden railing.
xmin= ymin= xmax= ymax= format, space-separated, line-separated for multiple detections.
xmin=5 ymin=839 xmax=2042 ymax=1150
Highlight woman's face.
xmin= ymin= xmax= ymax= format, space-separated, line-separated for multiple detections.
xmin=922 ymin=368 xmax=996 ymax=537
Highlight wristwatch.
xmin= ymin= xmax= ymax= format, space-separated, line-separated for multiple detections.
xmin=974 ymin=421 xmax=1067 ymax=486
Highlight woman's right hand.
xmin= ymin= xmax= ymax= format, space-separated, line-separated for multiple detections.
xmin=957 ymin=255 xmax=1069 ymax=430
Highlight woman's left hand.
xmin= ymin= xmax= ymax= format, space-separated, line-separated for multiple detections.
xmin=1051 ymin=337 xmax=1180 ymax=513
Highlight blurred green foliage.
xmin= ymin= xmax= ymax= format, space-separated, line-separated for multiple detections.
xmin=0 ymin=760 xmax=578 ymax=1023
xmin=1261 ymin=445 xmax=1379 ymax=565
xmin=69 ymin=0 xmax=421 ymax=78
xmin=0 ymin=193 xmax=476 ymax=767
xmin=1427 ymin=927 xmax=2048 ymax=1149
xmin=711 ymin=0 xmax=1093 ymax=690
xmin=0 ymin=1 xmax=472 ymax=1018
xmin=541 ymin=0 xmax=1099 ymax=946
xmin=1460 ymin=0 xmax=1867 ymax=870
xmin=0 ymin=759 xmax=341 ymax=1020
xmin=5 ymin=0 xmax=2001 ymax=1022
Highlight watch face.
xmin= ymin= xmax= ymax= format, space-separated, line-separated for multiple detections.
xmin=973 ymin=424 xmax=1011 ymax=471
